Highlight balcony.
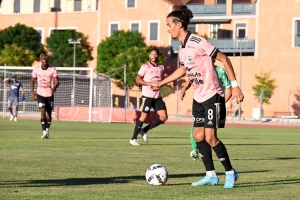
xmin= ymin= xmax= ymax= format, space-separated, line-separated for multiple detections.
xmin=232 ymin=3 xmax=256 ymax=15
xmin=171 ymin=39 xmax=255 ymax=54
xmin=186 ymin=4 xmax=226 ymax=16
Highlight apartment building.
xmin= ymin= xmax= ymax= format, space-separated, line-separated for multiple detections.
xmin=0 ymin=0 xmax=300 ymax=118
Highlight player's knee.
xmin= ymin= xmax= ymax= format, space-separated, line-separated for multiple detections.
xmin=205 ymin=138 xmax=219 ymax=147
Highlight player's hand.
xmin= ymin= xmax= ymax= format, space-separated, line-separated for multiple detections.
xmin=21 ymin=94 xmax=25 ymax=101
xmin=150 ymin=83 xmax=160 ymax=91
xmin=231 ymin=87 xmax=244 ymax=104
xmin=179 ymin=89 xmax=186 ymax=100
xmin=31 ymin=93 xmax=37 ymax=100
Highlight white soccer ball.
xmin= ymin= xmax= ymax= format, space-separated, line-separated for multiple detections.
xmin=145 ymin=164 xmax=168 ymax=186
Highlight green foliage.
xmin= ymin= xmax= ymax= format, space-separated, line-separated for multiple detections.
xmin=113 ymin=46 xmax=166 ymax=88
xmin=96 ymin=30 xmax=146 ymax=77
xmin=46 ymin=30 xmax=93 ymax=67
xmin=291 ymin=88 xmax=300 ymax=116
xmin=0 ymin=44 xmax=35 ymax=66
xmin=160 ymin=85 xmax=174 ymax=98
xmin=0 ymin=23 xmax=43 ymax=59
xmin=252 ymin=70 xmax=277 ymax=104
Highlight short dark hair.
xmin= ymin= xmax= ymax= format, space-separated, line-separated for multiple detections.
xmin=167 ymin=5 xmax=193 ymax=30
xmin=149 ymin=47 xmax=160 ymax=56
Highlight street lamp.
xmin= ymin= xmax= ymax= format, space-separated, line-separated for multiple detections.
xmin=68 ymin=38 xmax=81 ymax=106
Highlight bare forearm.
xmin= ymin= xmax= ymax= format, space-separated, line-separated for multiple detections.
xmin=159 ymin=66 xmax=186 ymax=87
xmin=135 ymin=76 xmax=151 ymax=86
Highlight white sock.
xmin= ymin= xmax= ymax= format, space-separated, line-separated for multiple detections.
xmin=225 ymin=169 xmax=234 ymax=174
xmin=206 ymin=170 xmax=217 ymax=177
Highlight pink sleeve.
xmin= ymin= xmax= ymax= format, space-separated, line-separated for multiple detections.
xmin=197 ymin=39 xmax=217 ymax=57
xmin=32 ymin=69 xmax=37 ymax=78
xmin=53 ymin=68 xmax=58 ymax=78
xmin=137 ymin=65 xmax=146 ymax=77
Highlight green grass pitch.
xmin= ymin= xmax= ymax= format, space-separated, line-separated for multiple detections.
xmin=0 ymin=119 xmax=300 ymax=199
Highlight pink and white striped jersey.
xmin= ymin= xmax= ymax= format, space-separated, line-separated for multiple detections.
xmin=137 ymin=62 xmax=164 ymax=99
xmin=32 ymin=66 xmax=58 ymax=97
xmin=179 ymin=32 xmax=224 ymax=103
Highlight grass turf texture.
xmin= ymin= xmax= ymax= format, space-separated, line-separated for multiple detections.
xmin=0 ymin=119 xmax=300 ymax=199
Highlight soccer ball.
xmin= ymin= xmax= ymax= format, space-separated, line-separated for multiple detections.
xmin=145 ymin=164 xmax=168 ymax=185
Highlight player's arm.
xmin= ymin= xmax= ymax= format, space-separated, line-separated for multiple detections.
xmin=179 ymin=77 xmax=191 ymax=100
xmin=52 ymin=77 xmax=59 ymax=94
xmin=3 ymin=78 xmax=9 ymax=83
xmin=157 ymin=65 xmax=186 ymax=87
xmin=30 ymin=77 xmax=37 ymax=100
xmin=135 ymin=76 xmax=152 ymax=86
xmin=215 ymin=52 xmax=244 ymax=103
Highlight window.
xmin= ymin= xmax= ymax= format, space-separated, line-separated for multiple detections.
xmin=35 ymin=28 xmax=43 ymax=43
xmin=216 ymin=0 xmax=226 ymax=4
xmin=210 ymin=24 xmax=221 ymax=39
xmin=130 ymin=22 xmax=140 ymax=32
xmin=33 ymin=0 xmax=40 ymax=13
xmin=54 ymin=0 xmax=60 ymax=8
xmin=187 ymin=24 xmax=196 ymax=34
xmin=109 ymin=22 xmax=119 ymax=36
xmin=75 ymin=0 xmax=82 ymax=11
xmin=236 ymin=23 xmax=246 ymax=38
xmin=295 ymin=20 xmax=300 ymax=46
xmin=127 ymin=0 xmax=135 ymax=8
xmin=14 ymin=0 xmax=20 ymax=13
xmin=149 ymin=21 xmax=159 ymax=41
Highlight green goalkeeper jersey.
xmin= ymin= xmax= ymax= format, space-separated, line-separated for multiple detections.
xmin=215 ymin=65 xmax=231 ymax=92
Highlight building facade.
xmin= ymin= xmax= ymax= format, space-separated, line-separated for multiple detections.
xmin=0 ymin=0 xmax=300 ymax=118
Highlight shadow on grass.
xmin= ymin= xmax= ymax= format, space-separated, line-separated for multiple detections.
xmin=232 ymin=157 xmax=300 ymax=161
xmin=0 ymin=170 xmax=271 ymax=188
xmin=237 ymin=178 xmax=300 ymax=187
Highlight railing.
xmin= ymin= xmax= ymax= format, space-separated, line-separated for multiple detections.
xmin=186 ymin=4 xmax=226 ymax=16
xmin=171 ymin=39 xmax=255 ymax=53
xmin=232 ymin=3 xmax=256 ymax=15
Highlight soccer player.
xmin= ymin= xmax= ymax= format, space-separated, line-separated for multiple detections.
xmin=3 ymin=75 xmax=25 ymax=121
xmin=30 ymin=53 xmax=59 ymax=139
xmin=129 ymin=47 xmax=168 ymax=146
xmin=179 ymin=64 xmax=232 ymax=161
xmin=153 ymin=5 xmax=244 ymax=188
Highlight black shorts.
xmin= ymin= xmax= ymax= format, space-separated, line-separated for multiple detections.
xmin=139 ymin=96 xmax=166 ymax=113
xmin=192 ymin=93 xmax=226 ymax=128
xmin=37 ymin=94 xmax=54 ymax=111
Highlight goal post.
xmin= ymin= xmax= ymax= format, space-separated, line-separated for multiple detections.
xmin=0 ymin=66 xmax=113 ymax=123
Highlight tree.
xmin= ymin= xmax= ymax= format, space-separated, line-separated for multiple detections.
xmin=46 ymin=30 xmax=93 ymax=67
xmin=252 ymin=70 xmax=277 ymax=104
xmin=96 ymin=30 xmax=146 ymax=76
xmin=0 ymin=23 xmax=43 ymax=59
xmin=291 ymin=88 xmax=300 ymax=117
xmin=0 ymin=44 xmax=35 ymax=66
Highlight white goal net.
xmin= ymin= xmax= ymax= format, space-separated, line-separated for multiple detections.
xmin=0 ymin=66 xmax=113 ymax=123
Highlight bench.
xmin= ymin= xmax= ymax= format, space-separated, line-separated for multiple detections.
xmin=281 ymin=116 xmax=299 ymax=125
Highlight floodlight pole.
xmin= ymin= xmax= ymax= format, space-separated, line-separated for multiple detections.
xmin=68 ymin=38 xmax=81 ymax=106
xmin=124 ymin=65 xmax=127 ymax=123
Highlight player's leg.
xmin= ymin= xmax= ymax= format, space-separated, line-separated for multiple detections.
xmin=204 ymin=94 xmax=238 ymax=188
xmin=7 ymin=97 xmax=14 ymax=121
xmin=191 ymin=99 xmax=218 ymax=186
xmin=141 ymin=97 xmax=168 ymax=143
xmin=37 ymin=95 xmax=48 ymax=139
xmin=189 ymin=126 xmax=199 ymax=161
xmin=129 ymin=96 xmax=151 ymax=146
xmin=13 ymin=97 xmax=19 ymax=121
xmin=44 ymin=96 xmax=54 ymax=138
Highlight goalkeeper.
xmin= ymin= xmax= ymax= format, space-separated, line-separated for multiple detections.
xmin=3 ymin=75 xmax=25 ymax=121
xmin=179 ymin=64 xmax=232 ymax=161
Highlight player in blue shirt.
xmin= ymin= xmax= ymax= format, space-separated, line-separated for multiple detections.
xmin=3 ymin=75 xmax=25 ymax=121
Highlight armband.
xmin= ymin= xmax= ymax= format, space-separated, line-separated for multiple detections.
xmin=231 ymin=80 xmax=238 ymax=88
